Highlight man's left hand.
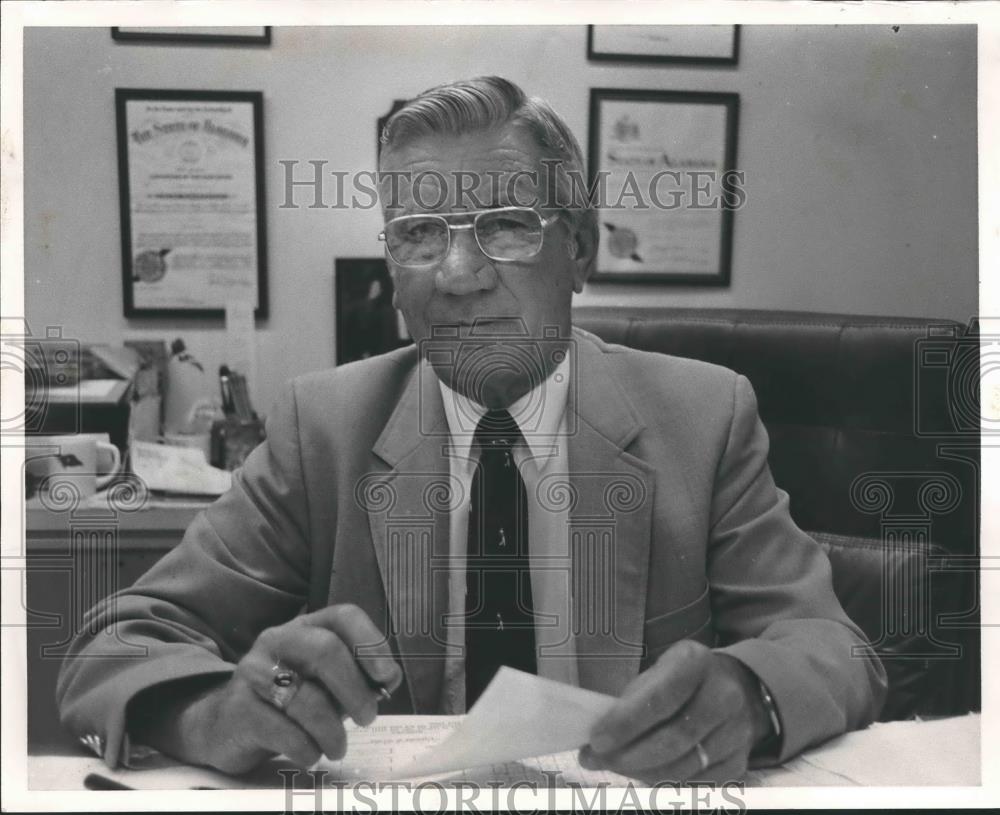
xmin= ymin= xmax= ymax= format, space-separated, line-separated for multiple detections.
xmin=579 ymin=640 xmax=772 ymax=784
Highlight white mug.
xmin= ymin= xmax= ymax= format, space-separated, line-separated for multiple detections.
xmin=25 ymin=434 xmax=122 ymax=498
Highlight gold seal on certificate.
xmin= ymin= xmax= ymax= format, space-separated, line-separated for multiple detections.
xmin=133 ymin=248 xmax=170 ymax=283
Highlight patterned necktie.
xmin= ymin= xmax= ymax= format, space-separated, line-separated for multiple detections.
xmin=465 ymin=409 xmax=537 ymax=706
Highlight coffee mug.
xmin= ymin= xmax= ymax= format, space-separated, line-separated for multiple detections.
xmin=25 ymin=434 xmax=122 ymax=499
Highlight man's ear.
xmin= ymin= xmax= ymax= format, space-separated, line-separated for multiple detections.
xmin=388 ymin=264 xmax=401 ymax=309
xmin=569 ymin=216 xmax=598 ymax=294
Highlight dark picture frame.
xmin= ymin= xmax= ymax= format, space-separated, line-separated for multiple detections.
xmin=116 ymin=88 xmax=268 ymax=318
xmin=588 ymin=88 xmax=740 ymax=286
xmin=587 ymin=25 xmax=739 ymax=66
xmin=111 ymin=27 xmax=272 ymax=46
xmin=335 ymin=258 xmax=411 ymax=365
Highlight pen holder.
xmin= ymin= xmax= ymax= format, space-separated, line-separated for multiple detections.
xmin=210 ymin=416 xmax=266 ymax=471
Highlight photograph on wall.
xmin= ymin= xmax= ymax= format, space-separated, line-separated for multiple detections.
xmin=335 ymin=258 xmax=411 ymax=365
xmin=588 ymin=89 xmax=739 ymax=285
xmin=116 ymin=88 xmax=268 ymax=317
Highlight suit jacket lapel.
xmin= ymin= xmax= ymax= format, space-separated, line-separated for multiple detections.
xmin=366 ymin=361 xmax=451 ymax=713
xmin=568 ymin=330 xmax=654 ymax=696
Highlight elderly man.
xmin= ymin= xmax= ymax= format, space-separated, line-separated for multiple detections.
xmin=57 ymin=76 xmax=886 ymax=784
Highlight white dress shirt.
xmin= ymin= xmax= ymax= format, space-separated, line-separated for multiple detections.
xmin=436 ymin=350 xmax=578 ymax=713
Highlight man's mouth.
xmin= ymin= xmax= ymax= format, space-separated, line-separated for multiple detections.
xmin=434 ymin=316 xmax=526 ymax=332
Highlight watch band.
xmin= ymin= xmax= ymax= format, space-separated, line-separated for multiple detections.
xmin=758 ymin=678 xmax=782 ymax=741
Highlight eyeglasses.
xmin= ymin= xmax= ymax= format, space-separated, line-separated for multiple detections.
xmin=379 ymin=206 xmax=559 ymax=268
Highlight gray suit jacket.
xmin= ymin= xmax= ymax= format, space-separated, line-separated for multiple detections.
xmin=57 ymin=328 xmax=887 ymax=768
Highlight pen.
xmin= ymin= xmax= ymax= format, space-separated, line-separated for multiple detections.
xmin=371 ymin=680 xmax=392 ymax=702
xmin=83 ymin=773 xmax=220 ymax=791
xmin=84 ymin=773 xmax=134 ymax=791
xmin=219 ymin=366 xmax=233 ymax=415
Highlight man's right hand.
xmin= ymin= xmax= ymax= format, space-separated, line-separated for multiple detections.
xmin=132 ymin=604 xmax=403 ymax=774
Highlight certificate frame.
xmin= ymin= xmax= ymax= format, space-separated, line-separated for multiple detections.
xmin=111 ymin=27 xmax=272 ymax=46
xmin=116 ymin=88 xmax=268 ymax=318
xmin=588 ymin=88 xmax=739 ymax=286
xmin=587 ymin=25 xmax=740 ymax=65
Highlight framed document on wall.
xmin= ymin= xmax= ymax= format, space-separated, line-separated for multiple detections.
xmin=588 ymin=89 xmax=740 ymax=286
xmin=116 ymin=89 xmax=268 ymax=317
xmin=587 ymin=25 xmax=740 ymax=65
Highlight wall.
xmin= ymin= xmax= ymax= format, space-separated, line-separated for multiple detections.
xmin=24 ymin=25 xmax=978 ymax=412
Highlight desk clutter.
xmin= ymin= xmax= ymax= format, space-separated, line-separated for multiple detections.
xmin=212 ymin=365 xmax=266 ymax=472
xmin=24 ymin=336 xmax=265 ymax=499
xmin=25 ymin=713 xmax=982 ymax=790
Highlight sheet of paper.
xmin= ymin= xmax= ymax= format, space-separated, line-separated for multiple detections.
xmin=315 ymin=716 xmax=460 ymax=780
xmin=748 ymin=713 xmax=981 ymax=787
xmin=794 ymin=713 xmax=980 ymax=786
xmin=387 ymin=668 xmax=615 ymax=779
xmin=47 ymin=378 xmax=128 ymax=402
xmin=326 ymin=667 xmax=614 ymax=781
xmin=131 ymin=440 xmax=232 ymax=495
xmin=315 ymin=715 xmax=630 ymax=787
xmin=30 ymin=713 xmax=981 ymax=790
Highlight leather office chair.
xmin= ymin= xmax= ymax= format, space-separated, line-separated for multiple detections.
xmin=574 ymin=306 xmax=981 ymax=721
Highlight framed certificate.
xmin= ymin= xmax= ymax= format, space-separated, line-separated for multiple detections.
xmin=588 ymin=89 xmax=740 ymax=286
xmin=587 ymin=25 xmax=739 ymax=65
xmin=116 ymin=89 xmax=268 ymax=317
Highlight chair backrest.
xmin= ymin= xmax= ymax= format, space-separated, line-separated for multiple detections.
xmin=574 ymin=306 xmax=980 ymax=719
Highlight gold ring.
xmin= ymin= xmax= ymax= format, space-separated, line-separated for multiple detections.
xmin=695 ymin=741 xmax=710 ymax=772
xmin=269 ymin=662 xmax=300 ymax=711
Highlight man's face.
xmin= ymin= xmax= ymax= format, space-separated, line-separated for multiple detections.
xmin=379 ymin=124 xmax=592 ymax=407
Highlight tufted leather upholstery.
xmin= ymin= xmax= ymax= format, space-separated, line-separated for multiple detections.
xmin=574 ymin=306 xmax=980 ymax=720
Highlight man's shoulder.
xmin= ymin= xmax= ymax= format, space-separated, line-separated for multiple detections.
xmin=573 ymin=325 xmax=740 ymax=396
xmin=571 ymin=326 xmax=752 ymax=462
xmin=279 ymin=344 xmax=419 ymax=425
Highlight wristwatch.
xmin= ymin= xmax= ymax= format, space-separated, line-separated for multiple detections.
xmin=753 ymin=679 xmax=783 ymax=756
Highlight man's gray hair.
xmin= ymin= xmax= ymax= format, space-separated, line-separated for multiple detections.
xmin=379 ymin=76 xmax=596 ymax=233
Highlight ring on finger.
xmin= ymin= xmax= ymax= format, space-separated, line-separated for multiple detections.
xmin=269 ymin=661 xmax=301 ymax=712
xmin=694 ymin=741 xmax=710 ymax=772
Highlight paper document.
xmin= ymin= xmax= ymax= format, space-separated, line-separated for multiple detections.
xmin=29 ymin=711 xmax=980 ymax=790
xmin=391 ymin=667 xmax=616 ymax=779
xmin=131 ymin=440 xmax=232 ymax=496
xmin=315 ymin=668 xmax=628 ymax=784
xmin=47 ymin=378 xmax=129 ymax=402
xmin=746 ymin=713 xmax=980 ymax=787
xmin=316 ymin=717 xmax=630 ymax=786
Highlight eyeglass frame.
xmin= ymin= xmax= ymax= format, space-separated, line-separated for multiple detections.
xmin=378 ymin=205 xmax=562 ymax=269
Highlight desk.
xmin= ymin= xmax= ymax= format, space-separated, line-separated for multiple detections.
xmin=25 ymin=495 xmax=208 ymax=753
xmin=26 ymin=714 xmax=980 ymax=790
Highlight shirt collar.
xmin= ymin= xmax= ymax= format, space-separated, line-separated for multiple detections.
xmin=437 ymin=347 xmax=571 ymax=462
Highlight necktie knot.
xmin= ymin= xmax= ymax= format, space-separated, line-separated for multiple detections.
xmin=473 ymin=409 xmax=522 ymax=448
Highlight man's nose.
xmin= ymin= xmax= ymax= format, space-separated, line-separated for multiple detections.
xmin=433 ymin=228 xmax=498 ymax=295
